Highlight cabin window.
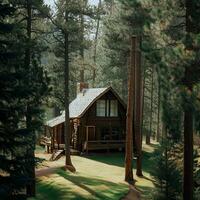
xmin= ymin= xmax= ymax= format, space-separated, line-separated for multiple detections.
xmin=110 ymin=100 xmax=118 ymax=117
xmin=106 ymin=100 xmax=109 ymax=116
xmin=96 ymin=99 xmax=118 ymax=117
xmin=96 ymin=100 xmax=106 ymax=116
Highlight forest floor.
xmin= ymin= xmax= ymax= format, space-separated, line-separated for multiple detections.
xmin=29 ymin=143 xmax=157 ymax=200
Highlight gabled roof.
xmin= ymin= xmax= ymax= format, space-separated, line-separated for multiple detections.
xmin=46 ymin=87 xmax=126 ymax=127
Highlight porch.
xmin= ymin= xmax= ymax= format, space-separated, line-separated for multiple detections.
xmin=40 ymin=136 xmax=125 ymax=154
xmin=82 ymin=125 xmax=125 ymax=153
xmin=83 ymin=140 xmax=125 ymax=153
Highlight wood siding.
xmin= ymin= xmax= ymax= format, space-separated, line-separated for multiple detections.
xmin=47 ymin=90 xmax=126 ymax=152
xmin=78 ymin=91 xmax=126 ymax=151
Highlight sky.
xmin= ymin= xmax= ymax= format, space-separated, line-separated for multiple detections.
xmin=44 ymin=0 xmax=54 ymax=7
xmin=44 ymin=0 xmax=99 ymax=8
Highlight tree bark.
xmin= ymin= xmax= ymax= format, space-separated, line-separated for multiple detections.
xmin=165 ymin=146 xmax=169 ymax=198
xmin=183 ymin=1 xmax=194 ymax=199
xmin=183 ymin=96 xmax=193 ymax=200
xmin=25 ymin=1 xmax=35 ymax=197
xmin=80 ymin=0 xmax=87 ymax=83
xmin=125 ymin=36 xmax=136 ymax=183
xmin=111 ymin=0 xmax=114 ymax=15
xmin=146 ymin=66 xmax=154 ymax=144
xmin=135 ymin=37 xmax=143 ymax=177
xmin=156 ymin=78 xmax=161 ymax=142
xmin=149 ymin=66 xmax=154 ymax=140
xmin=64 ymin=3 xmax=75 ymax=172
xmin=161 ymin=122 xmax=167 ymax=143
xmin=141 ymin=66 xmax=145 ymax=143
xmin=92 ymin=0 xmax=101 ymax=87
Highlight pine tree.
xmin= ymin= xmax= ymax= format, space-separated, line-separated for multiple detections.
xmin=151 ymin=141 xmax=182 ymax=200
xmin=47 ymin=0 xmax=96 ymax=108
xmin=10 ymin=0 xmax=49 ymax=196
xmin=50 ymin=0 xmax=86 ymax=171
xmin=92 ymin=0 xmax=102 ymax=87
xmin=98 ymin=1 xmax=129 ymax=99
xmin=146 ymin=1 xmax=200 ymax=198
xmin=0 ymin=3 xmax=29 ymax=198
xmin=194 ymin=148 xmax=200 ymax=199
xmin=0 ymin=0 xmax=49 ymax=198
xmin=125 ymin=36 xmax=135 ymax=183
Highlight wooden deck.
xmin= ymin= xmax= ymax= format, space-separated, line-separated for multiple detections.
xmin=83 ymin=140 xmax=125 ymax=153
xmin=40 ymin=136 xmax=125 ymax=153
xmin=40 ymin=136 xmax=65 ymax=153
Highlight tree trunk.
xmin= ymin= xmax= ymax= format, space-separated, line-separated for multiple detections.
xmin=146 ymin=66 xmax=154 ymax=144
xmin=141 ymin=66 xmax=145 ymax=143
xmin=125 ymin=36 xmax=136 ymax=183
xmin=161 ymin=122 xmax=167 ymax=143
xmin=149 ymin=66 xmax=154 ymax=140
xmin=80 ymin=0 xmax=87 ymax=83
xmin=64 ymin=6 xmax=75 ymax=172
xmin=183 ymin=98 xmax=193 ymax=200
xmin=26 ymin=141 xmax=36 ymax=197
xmin=135 ymin=37 xmax=143 ymax=177
xmin=109 ymin=0 xmax=114 ymax=15
xmin=156 ymin=79 xmax=161 ymax=142
xmin=183 ymin=1 xmax=194 ymax=199
xmin=25 ymin=1 xmax=35 ymax=197
xmin=92 ymin=0 xmax=101 ymax=87
xmin=165 ymin=146 xmax=169 ymax=198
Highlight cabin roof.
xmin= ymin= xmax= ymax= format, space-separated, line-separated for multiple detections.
xmin=46 ymin=87 xmax=126 ymax=127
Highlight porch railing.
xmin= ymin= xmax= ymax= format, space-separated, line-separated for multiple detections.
xmin=83 ymin=140 xmax=125 ymax=153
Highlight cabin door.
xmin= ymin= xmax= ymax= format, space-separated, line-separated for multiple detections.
xmin=86 ymin=126 xmax=96 ymax=141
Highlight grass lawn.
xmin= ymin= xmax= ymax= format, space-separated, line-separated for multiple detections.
xmin=30 ymin=144 xmax=156 ymax=200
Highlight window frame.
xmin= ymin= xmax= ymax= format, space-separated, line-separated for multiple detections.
xmin=96 ymin=99 xmax=106 ymax=117
xmin=110 ymin=100 xmax=118 ymax=117
xmin=96 ymin=99 xmax=118 ymax=117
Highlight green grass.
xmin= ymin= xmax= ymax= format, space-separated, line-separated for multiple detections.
xmin=30 ymin=144 xmax=157 ymax=200
xmin=32 ymin=172 xmax=128 ymax=200
xmin=30 ymin=169 xmax=128 ymax=200
xmin=35 ymin=145 xmax=45 ymax=154
xmin=85 ymin=150 xmax=155 ymax=174
xmin=84 ymin=144 xmax=157 ymax=199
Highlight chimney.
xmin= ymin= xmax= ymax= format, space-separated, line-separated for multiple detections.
xmin=77 ymin=82 xmax=89 ymax=95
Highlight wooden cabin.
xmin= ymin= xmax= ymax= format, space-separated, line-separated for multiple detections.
xmin=44 ymin=83 xmax=126 ymax=153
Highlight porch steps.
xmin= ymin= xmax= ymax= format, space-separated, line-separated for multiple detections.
xmin=50 ymin=149 xmax=80 ymax=161
xmin=50 ymin=150 xmax=64 ymax=161
xmin=70 ymin=148 xmax=80 ymax=155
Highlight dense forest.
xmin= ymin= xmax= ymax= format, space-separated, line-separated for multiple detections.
xmin=0 ymin=0 xmax=200 ymax=199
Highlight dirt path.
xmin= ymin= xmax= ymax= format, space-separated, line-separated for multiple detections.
xmin=36 ymin=166 xmax=141 ymax=199
xmin=36 ymin=166 xmax=141 ymax=200
xmin=35 ymin=151 xmax=154 ymax=199
xmin=36 ymin=166 xmax=64 ymax=177
xmin=121 ymin=185 xmax=141 ymax=200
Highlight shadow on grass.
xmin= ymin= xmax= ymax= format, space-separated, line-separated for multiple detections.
xmin=84 ymin=153 xmax=125 ymax=167
xmin=29 ymin=170 xmax=128 ymax=200
xmin=137 ymin=185 xmax=154 ymax=200
xmin=57 ymin=170 xmax=128 ymax=200
xmin=139 ymin=151 xmax=156 ymax=175
xmin=141 ymin=175 xmax=155 ymax=183
xmin=29 ymin=179 xmax=88 ymax=200
xmin=85 ymin=151 xmax=155 ymax=175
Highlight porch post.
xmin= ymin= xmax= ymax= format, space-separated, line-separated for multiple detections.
xmin=86 ymin=126 xmax=89 ymax=154
xmin=52 ymin=127 xmax=55 ymax=152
